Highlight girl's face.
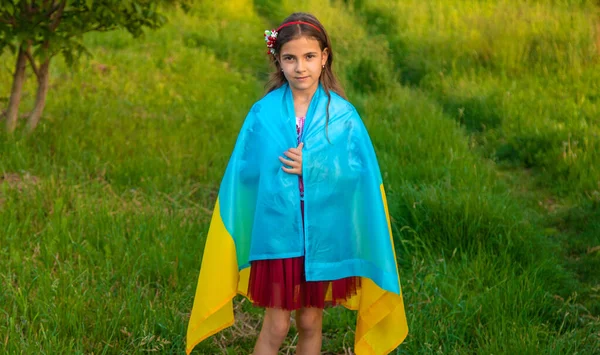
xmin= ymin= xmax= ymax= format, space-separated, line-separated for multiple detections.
xmin=279 ymin=36 xmax=329 ymax=96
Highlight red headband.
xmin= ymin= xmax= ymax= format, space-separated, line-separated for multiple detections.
xmin=264 ymin=21 xmax=322 ymax=56
xmin=276 ymin=21 xmax=322 ymax=33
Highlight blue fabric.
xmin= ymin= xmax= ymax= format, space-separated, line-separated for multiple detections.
xmin=218 ymin=83 xmax=400 ymax=294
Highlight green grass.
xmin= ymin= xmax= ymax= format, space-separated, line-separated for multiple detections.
xmin=1 ymin=0 xmax=599 ymax=353
xmin=350 ymin=0 xmax=600 ymax=193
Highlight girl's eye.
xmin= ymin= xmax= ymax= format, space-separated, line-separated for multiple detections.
xmin=283 ymin=56 xmax=294 ymax=61
xmin=306 ymin=54 xmax=316 ymax=59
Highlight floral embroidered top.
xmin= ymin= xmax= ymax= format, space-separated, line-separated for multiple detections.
xmin=296 ymin=116 xmax=305 ymax=200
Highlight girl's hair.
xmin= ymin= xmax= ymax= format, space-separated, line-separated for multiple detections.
xmin=265 ymin=13 xmax=346 ymax=139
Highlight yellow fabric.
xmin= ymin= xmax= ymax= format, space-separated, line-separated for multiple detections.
xmin=186 ymin=198 xmax=250 ymax=354
xmin=343 ymin=184 xmax=408 ymax=354
xmin=186 ymin=185 xmax=408 ymax=354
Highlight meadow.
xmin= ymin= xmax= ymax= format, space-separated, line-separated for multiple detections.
xmin=1 ymin=0 xmax=599 ymax=353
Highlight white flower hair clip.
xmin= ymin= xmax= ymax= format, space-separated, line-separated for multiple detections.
xmin=264 ymin=29 xmax=278 ymax=56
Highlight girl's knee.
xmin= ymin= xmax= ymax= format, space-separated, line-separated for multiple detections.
xmin=264 ymin=310 xmax=291 ymax=339
xmin=296 ymin=308 xmax=323 ymax=334
xmin=269 ymin=318 xmax=290 ymax=339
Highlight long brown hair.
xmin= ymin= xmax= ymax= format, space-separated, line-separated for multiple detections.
xmin=265 ymin=13 xmax=346 ymax=138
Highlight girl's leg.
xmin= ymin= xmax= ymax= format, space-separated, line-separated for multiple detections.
xmin=253 ymin=308 xmax=291 ymax=355
xmin=295 ymin=307 xmax=323 ymax=354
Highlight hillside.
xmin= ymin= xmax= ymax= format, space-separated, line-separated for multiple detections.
xmin=1 ymin=1 xmax=599 ymax=353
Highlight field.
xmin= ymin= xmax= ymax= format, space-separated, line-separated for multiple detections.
xmin=1 ymin=0 xmax=599 ymax=353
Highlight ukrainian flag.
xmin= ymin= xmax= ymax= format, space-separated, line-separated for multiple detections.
xmin=186 ymin=84 xmax=408 ymax=354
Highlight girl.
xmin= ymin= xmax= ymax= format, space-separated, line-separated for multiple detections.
xmin=186 ymin=12 xmax=408 ymax=355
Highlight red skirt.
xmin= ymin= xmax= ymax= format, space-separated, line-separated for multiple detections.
xmin=247 ymin=201 xmax=361 ymax=310
xmin=248 ymin=256 xmax=360 ymax=310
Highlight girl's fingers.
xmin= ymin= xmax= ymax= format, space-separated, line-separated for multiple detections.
xmin=279 ymin=156 xmax=301 ymax=175
xmin=279 ymin=156 xmax=300 ymax=168
xmin=279 ymin=146 xmax=302 ymax=175
xmin=281 ymin=152 xmax=302 ymax=165
xmin=282 ymin=166 xmax=301 ymax=175
xmin=284 ymin=150 xmax=301 ymax=159
xmin=278 ymin=156 xmax=289 ymax=167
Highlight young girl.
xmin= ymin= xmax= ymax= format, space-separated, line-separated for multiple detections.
xmin=186 ymin=12 xmax=408 ymax=355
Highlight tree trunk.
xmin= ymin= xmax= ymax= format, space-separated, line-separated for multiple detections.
xmin=597 ymin=21 xmax=600 ymax=58
xmin=27 ymin=59 xmax=50 ymax=132
xmin=5 ymin=46 xmax=27 ymax=133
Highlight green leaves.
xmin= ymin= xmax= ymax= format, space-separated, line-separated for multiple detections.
xmin=0 ymin=0 xmax=184 ymax=132
xmin=0 ymin=0 xmax=179 ymax=64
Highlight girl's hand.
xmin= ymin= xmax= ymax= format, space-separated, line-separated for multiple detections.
xmin=279 ymin=142 xmax=304 ymax=176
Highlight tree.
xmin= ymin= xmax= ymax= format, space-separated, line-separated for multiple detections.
xmin=0 ymin=0 xmax=190 ymax=133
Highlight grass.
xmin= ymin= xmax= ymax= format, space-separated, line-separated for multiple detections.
xmin=1 ymin=0 xmax=599 ymax=353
